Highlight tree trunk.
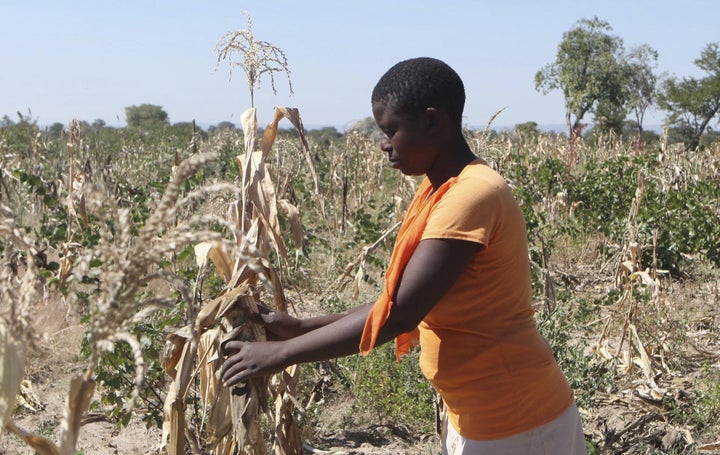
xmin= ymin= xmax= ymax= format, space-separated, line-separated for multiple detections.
xmin=688 ymin=106 xmax=720 ymax=151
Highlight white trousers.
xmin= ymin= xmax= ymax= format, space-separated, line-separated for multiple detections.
xmin=442 ymin=402 xmax=587 ymax=455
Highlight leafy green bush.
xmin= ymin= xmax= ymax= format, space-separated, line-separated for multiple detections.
xmin=568 ymin=152 xmax=720 ymax=273
xmin=570 ymin=154 xmax=646 ymax=240
xmin=340 ymin=345 xmax=435 ymax=432
xmin=80 ymin=309 xmax=181 ymax=427
xmin=536 ymin=300 xmax=613 ymax=410
xmin=638 ymin=179 xmax=720 ymax=271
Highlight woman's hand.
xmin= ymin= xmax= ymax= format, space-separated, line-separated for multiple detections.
xmin=220 ymin=339 xmax=289 ymax=386
xmin=251 ymin=305 xmax=303 ymax=341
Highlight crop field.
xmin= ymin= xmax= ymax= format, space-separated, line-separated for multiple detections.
xmin=1 ymin=113 xmax=719 ymax=454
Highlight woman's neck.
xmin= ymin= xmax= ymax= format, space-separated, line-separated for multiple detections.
xmin=426 ymin=137 xmax=477 ymax=189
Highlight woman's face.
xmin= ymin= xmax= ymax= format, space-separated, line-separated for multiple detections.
xmin=372 ymin=101 xmax=438 ymax=176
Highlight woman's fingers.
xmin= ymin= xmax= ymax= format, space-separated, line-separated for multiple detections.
xmin=220 ymin=339 xmax=244 ymax=356
xmin=219 ymin=340 xmax=287 ymax=386
xmin=221 ymin=359 xmax=248 ymax=386
xmin=219 ymin=342 xmax=248 ymax=386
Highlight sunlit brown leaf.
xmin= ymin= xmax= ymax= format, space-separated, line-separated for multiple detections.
xmin=278 ymin=199 xmax=304 ymax=251
xmin=195 ymin=241 xmax=234 ymax=284
xmin=0 ymin=324 xmax=26 ymax=427
xmin=59 ymin=374 xmax=96 ymax=454
xmin=4 ymin=421 xmax=60 ymax=455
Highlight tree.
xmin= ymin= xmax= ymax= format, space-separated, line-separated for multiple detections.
xmin=307 ymin=126 xmax=342 ymax=148
xmin=658 ymin=42 xmax=720 ymax=150
xmin=624 ymin=44 xmax=659 ymax=147
xmin=535 ymin=17 xmax=628 ymax=140
xmin=348 ymin=116 xmax=380 ymax=137
xmin=1 ymin=115 xmax=14 ymax=127
xmin=215 ymin=11 xmax=293 ymax=108
xmin=514 ymin=121 xmax=540 ymax=137
xmin=47 ymin=122 xmax=65 ymax=137
xmin=125 ymin=104 xmax=169 ymax=129
xmin=216 ymin=121 xmax=236 ymax=131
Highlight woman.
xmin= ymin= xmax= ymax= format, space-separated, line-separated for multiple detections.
xmin=221 ymin=57 xmax=587 ymax=454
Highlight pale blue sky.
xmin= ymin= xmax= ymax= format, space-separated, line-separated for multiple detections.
xmin=1 ymin=0 xmax=717 ymax=130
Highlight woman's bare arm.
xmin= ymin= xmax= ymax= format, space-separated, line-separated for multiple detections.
xmin=220 ymin=238 xmax=480 ymax=386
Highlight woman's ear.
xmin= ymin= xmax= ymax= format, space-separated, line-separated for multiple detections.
xmin=423 ymin=107 xmax=446 ymax=134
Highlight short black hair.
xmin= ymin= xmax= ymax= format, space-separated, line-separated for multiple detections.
xmin=371 ymin=57 xmax=465 ymax=126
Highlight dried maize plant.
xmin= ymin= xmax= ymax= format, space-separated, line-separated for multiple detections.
xmin=594 ymin=171 xmax=669 ymax=401
xmin=176 ymin=16 xmax=322 ymax=453
xmin=57 ymin=120 xmax=88 ymax=287
xmin=160 ymin=106 xmax=316 ymax=455
xmin=0 ymin=206 xmax=58 ymax=454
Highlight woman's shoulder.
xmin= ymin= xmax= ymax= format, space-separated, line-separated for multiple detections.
xmin=452 ymin=160 xmax=509 ymax=197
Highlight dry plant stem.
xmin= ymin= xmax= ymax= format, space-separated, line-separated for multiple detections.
xmin=326 ymin=220 xmax=401 ymax=297
xmin=600 ymin=170 xmax=647 ymax=356
xmin=538 ymin=235 xmax=557 ymax=311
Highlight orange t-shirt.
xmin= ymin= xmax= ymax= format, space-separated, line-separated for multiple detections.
xmin=418 ymin=160 xmax=574 ymax=440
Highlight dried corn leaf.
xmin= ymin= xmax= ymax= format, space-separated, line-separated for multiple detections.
xmin=195 ymin=240 xmax=234 ymax=284
xmin=278 ymin=199 xmax=304 ymax=251
xmin=260 ymin=106 xmax=325 ymax=221
xmin=629 ymin=324 xmax=658 ymax=389
xmin=160 ymin=378 xmax=183 ymax=455
xmin=58 ymin=374 xmax=95 ymax=455
xmin=240 ymin=108 xmax=258 ymax=161
xmin=182 ymin=290 xmax=275 ymax=453
xmin=162 ymin=333 xmax=198 ymax=455
xmin=0 ymin=323 xmax=26 ymax=427
xmin=197 ymin=285 xmax=252 ymax=330
xmin=261 ymin=107 xmax=285 ymax=156
xmin=275 ymin=108 xmax=308 ymax=149
xmin=235 ymin=150 xmax=288 ymax=260
xmin=261 ymin=258 xmax=287 ymax=312
xmin=16 ymin=380 xmax=44 ymax=413
xmin=352 ymin=261 xmax=365 ymax=301
xmin=161 ymin=325 xmax=192 ymax=377
xmin=197 ymin=329 xmax=233 ymax=447
xmin=225 ymin=230 xmax=280 ymax=299
xmin=277 ymin=107 xmax=325 ymax=219
xmin=211 ymin=286 xmax=260 ymax=326
xmin=238 ymin=107 xmax=258 ymax=242
xmin=272 ymin=365 xmax=303 ymax=455
xmin=218 ymin=294 xmax=269 ymax=454
xmin=629 ymin=270 xmax=658 ymax=290
xmin=4 ymin=421 xmax=60 ymax=455
xmin=252 ymin=180 xmax=287 ymax=259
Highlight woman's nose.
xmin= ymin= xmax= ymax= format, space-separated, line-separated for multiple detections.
xmin=380 ymin=136 xmax=392 ymax=152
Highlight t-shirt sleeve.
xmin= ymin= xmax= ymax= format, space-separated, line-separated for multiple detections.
xmin=421 ymin=177 xmax=501 ymax=246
